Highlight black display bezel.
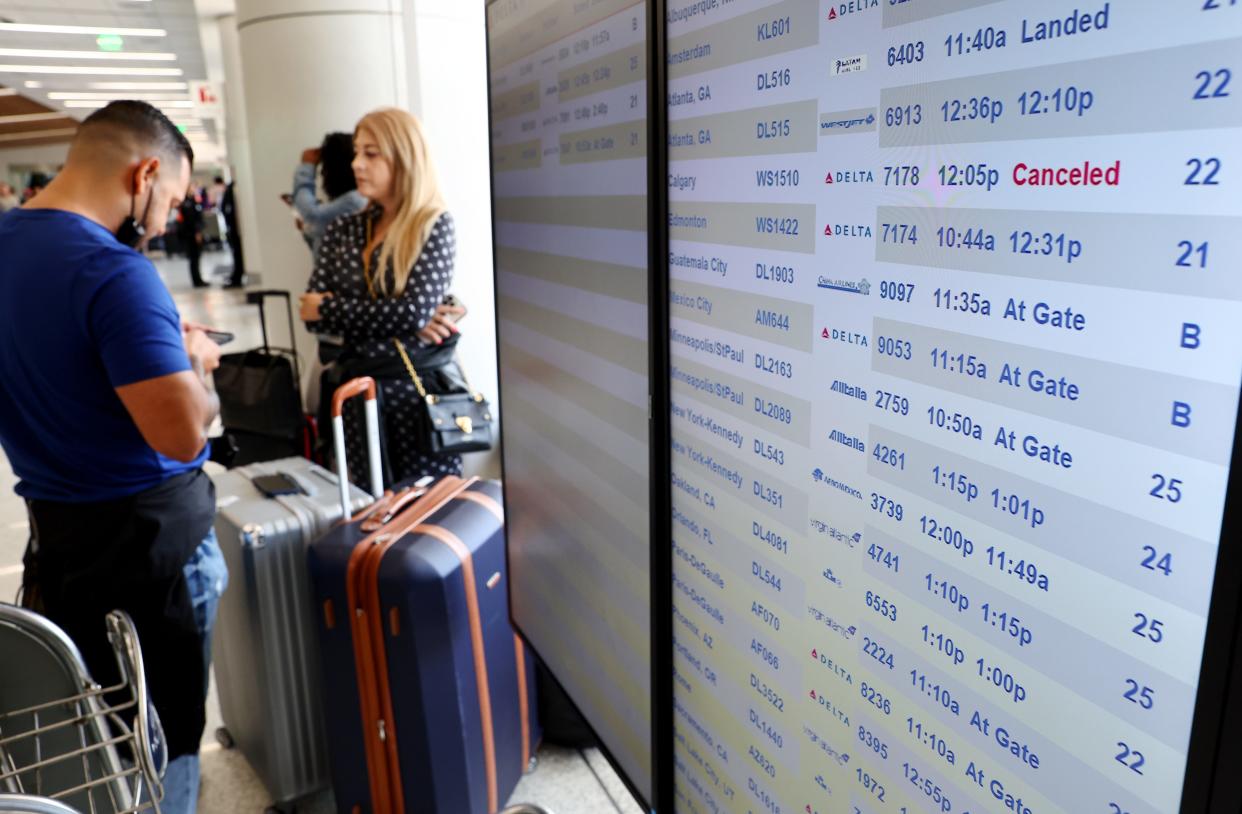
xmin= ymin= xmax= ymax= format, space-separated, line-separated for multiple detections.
xmin=484 ymin=0 xmax=673 ymax=810
xmin=1180 ymin=388 xmax=1242 ymax=812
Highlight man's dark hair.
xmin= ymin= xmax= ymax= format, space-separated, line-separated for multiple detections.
xmin=77 ymin=100 xmax=194 ymax=167
xmin=320 ymin=131 xmax=357 ymax=200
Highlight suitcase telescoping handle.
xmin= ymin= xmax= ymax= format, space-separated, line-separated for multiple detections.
xmin=331 ymin=377 xmax=385 ymax=512
xmin=245 ymin=289 xmax=301 ymax=383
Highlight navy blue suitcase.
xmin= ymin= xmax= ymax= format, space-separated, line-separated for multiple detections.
xmin=308 ymin=379 xmax=539 ymax=814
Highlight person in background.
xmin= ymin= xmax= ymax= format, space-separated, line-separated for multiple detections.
xmin=299 ymin=108 xmax=464 ymax=486
xmin=221 ymin=179 xmax=245 ymax=288
xmin=0 ymin=182 xmax=18 ymax=213
xmin=207 ymin=175 xmax=226 ymax=209
xmin=0 ymin=100 xmax=226 ymax=814
xmin=292 ymin=131 xmax=368 ymax=256
xmin=23 ymin=172 xmax=49 ymax=203
xmin=295 ymin=132 xmax=371 ymax=414
xmin=178 ymin=184 xmax=206 ymax=288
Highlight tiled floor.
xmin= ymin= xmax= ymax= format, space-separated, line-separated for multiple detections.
xmin=0 ymin=251 xmax=644 ymax=814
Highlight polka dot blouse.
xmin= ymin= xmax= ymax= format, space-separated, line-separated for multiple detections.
xmin=307 ymin=206 xmax=455 ymax=360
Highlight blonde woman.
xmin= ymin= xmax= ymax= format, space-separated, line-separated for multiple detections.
xmin=300 ymin=108 xmax=465 ymax=486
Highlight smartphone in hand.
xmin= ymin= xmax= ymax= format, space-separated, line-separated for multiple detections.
xmin=442 ymin=293 xmax=467 ymax=322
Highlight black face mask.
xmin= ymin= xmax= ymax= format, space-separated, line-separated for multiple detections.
xmin=115 ymin=172 xmax=155 ymax=248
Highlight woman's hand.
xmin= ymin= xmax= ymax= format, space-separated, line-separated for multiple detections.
xmin=417 ymin=303 xmax=465 ymax=345
xmin=299 ymin=291 xmax=332 ymax=322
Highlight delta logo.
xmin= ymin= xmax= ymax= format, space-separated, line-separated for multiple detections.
xmin=824 ymin=168 xmax=874 ymax=184
xmin=827 ymin=0 xmax=878 ymax=21
xmin=820 ymin=327 xmax=869 ymax=347
xmin=823 ymin=222 xmax=873 ymax=238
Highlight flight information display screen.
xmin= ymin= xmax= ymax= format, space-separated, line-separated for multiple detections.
xmin=487 ymin=0 xmax=653 ymax=802
xmin=667 ymin=2 xmax=1242 ymax=813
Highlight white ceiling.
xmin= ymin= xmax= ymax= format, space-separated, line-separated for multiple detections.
xmin=0 ymin=0 xmax=228 ymax=159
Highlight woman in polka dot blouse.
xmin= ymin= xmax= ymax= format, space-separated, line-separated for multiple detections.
xmin=300 ymin=107 xmax=466 ymax=487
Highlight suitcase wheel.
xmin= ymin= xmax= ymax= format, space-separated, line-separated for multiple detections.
xmin=214 ymin=727 xmax=235 ymax=750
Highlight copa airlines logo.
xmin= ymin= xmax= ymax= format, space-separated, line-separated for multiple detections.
xmin=827 ymin=0 xmax=878 ymax=20
xmin=817 ymin=276 xmax=870 ymax=295
xmin=833 ymin=55 xmax=867 ymax=75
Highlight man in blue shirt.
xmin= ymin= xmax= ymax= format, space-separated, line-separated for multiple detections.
xmin=0 ymin=101 xmax=223 ymax=814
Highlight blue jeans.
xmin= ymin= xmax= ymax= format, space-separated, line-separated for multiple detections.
xmin=161 ymin=528 xmax=229 ymax=814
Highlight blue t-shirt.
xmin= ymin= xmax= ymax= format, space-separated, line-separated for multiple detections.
xmin=0 ymin=208 xmax=206 ymax=502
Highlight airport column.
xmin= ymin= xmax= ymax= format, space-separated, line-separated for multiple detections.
xmin=400 ymin=0 xmax=499 ymax=476
xmin=233 ymin=0 xmax=408 ymax=371
xmin=217 ymin=14 xmax=263 ymax=286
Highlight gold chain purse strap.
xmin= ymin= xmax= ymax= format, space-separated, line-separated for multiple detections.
xmin=365 ymin=217 xmax=484 ymax=432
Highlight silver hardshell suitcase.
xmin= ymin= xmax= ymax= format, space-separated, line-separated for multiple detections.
xmin=210 ymin=457 xmax=375 ymax=810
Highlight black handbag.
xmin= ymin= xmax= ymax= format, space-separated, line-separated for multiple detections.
xmin=393 ymin=337 xmax=494 ymax=455
xmin=360 ymin=218 xmax=494 ymax=456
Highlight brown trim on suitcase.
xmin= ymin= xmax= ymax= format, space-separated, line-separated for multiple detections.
xmin=456 ymin=488 xmax=504 ymax=522
xmin=514 ymin=634 xmax=531 ymax=770
xmin=345 ymin=476 xmax=468 ymax=814
xmin=416 ymin=521 xmax=500 ymax=814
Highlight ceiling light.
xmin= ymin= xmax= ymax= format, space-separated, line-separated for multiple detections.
xmin=0 ymin=66 xmax=183 ymax=76
xmin=63 ymin=99 xmax=194 ymax=109
xmin=0 ymin=128 xmax=77 ymax=143
xmin=0 ymin=48 xmax=177 ymax=61
xmin=49 ymin=91 xmax=190 ymax=101
xmin=0 ymin=23 xmax=165 ymax=37
xmin=89 ymin=81 xmax=187 ymax=90
xmin=0 ymin=112 xmax=72 ymax=124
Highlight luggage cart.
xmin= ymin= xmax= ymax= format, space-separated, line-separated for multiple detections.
xmin=0 ymin=606 xmax=167 ymax=814
xmin=0 ymin=795 xmax=80 ymax=813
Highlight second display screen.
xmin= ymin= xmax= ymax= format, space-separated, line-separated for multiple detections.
xmin=667 ymin=2 xmax=1242 ymax=814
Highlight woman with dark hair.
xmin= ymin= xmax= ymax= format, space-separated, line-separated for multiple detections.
xmin=291 ymin=131 xmax=367 ymax=254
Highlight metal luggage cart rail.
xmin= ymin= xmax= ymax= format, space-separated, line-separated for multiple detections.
xmin=0 ymin=793 xmax=81 ymax=813
xmin=0 ymin=606 xmax=167 ymax=814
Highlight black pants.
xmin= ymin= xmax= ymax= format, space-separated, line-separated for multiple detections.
xmin=186 ymin=242 xmax=204 ymax=286
xmin=25 ymin=470 xmax=216 ymax=759
xmin=227 ymin=231 xmax=245 ymax=285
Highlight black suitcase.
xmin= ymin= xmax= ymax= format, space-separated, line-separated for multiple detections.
xmin=214 ymin=289 xmax=313 ymax=466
